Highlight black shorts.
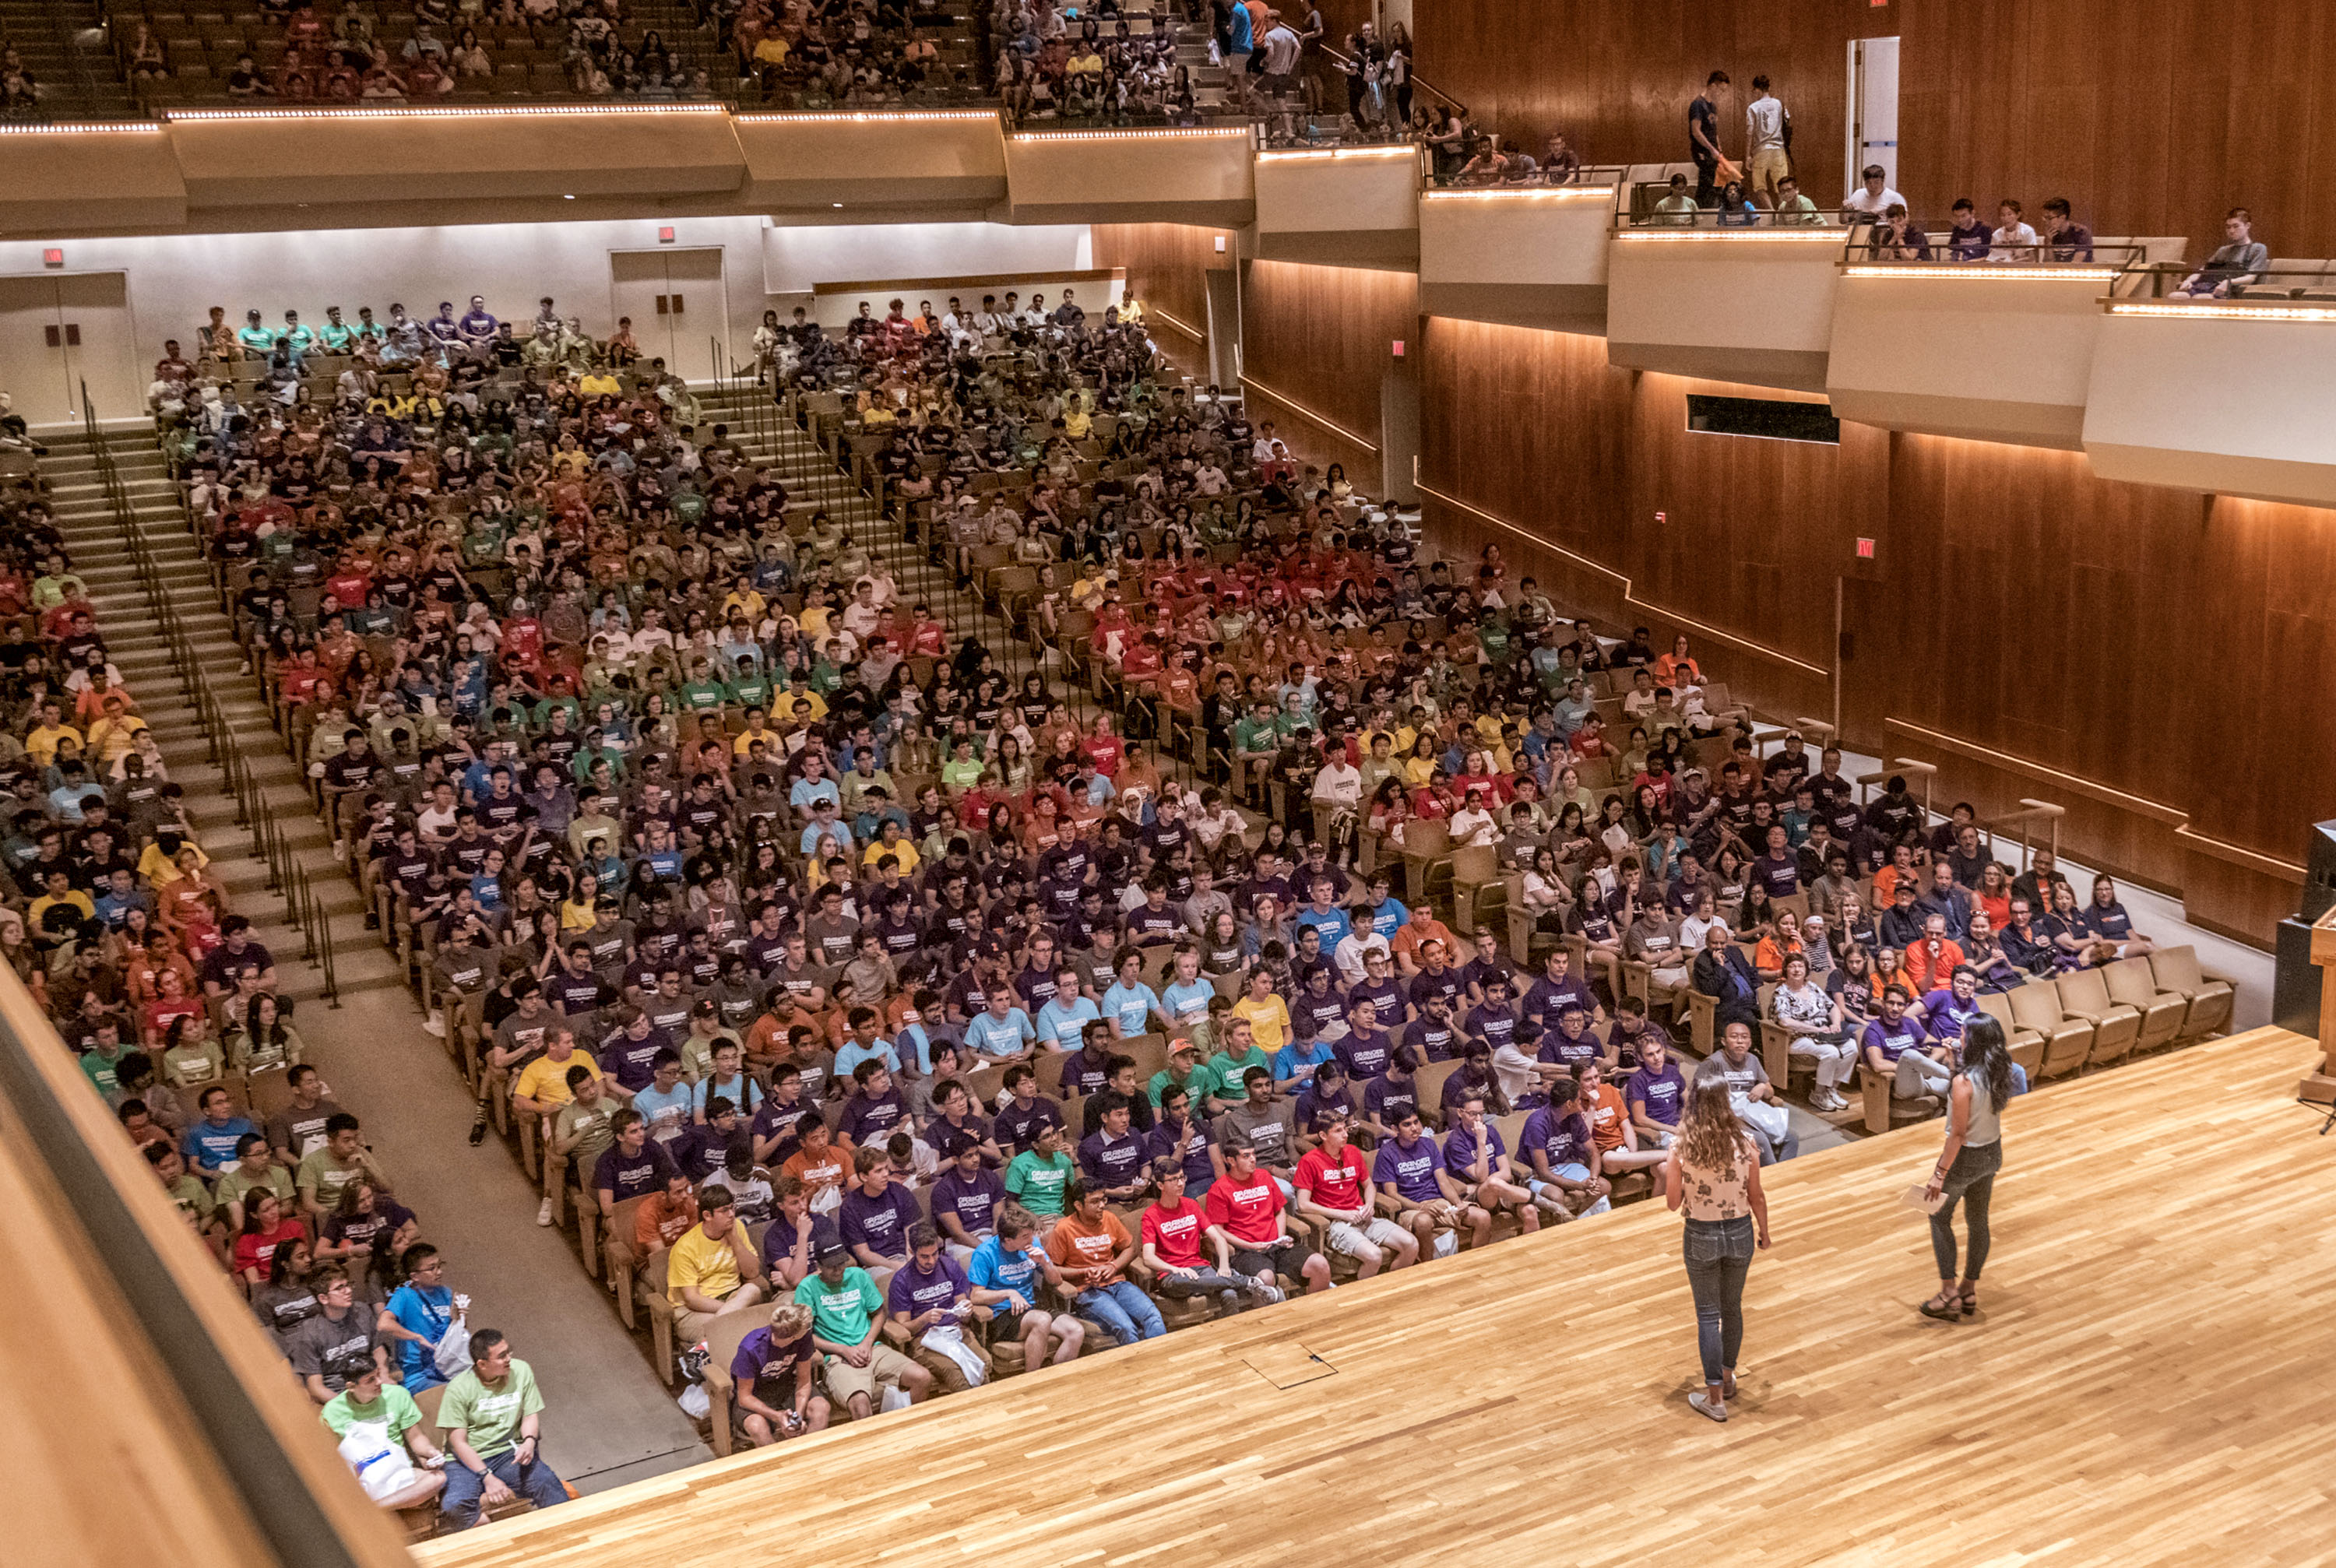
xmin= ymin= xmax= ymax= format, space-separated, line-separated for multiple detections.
xmin=1231 ymin=1243 xmax=1321 ymax=1279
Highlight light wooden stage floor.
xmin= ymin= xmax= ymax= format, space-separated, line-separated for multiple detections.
xmin=421 ymin=1027 xmax=2336 ymax=1568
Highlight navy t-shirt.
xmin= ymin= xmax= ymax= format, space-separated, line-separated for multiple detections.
xmin=836 ymin=1181 xmax=921 ymax=1259
xmin=929 ymin=1166 xmax=1004 ymax=1236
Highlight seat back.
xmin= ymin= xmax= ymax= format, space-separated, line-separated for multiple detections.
xmin=1451 ymin=845 xmax=1500 ymax=885
xmin=2149 ymin=944 xmax=2204 ymax=992
xmin=1975 ymin=990 xmax=2018 ymax=1033
xmin=2102 ymin=955 xmax=2163 ymax=1010
xmin=1403 ymin=821 xmax=1452 ymax=859
xmin=2054 ymin=965 xmax=2116 ymax=1017
xmin=2005 ymin=978 xmax=2064 ymax=1032
xmin=1413 ymin=1058 xmax=1463 ymax=1119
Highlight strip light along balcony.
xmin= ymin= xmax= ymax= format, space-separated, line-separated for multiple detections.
xmin=2108 ymin=301 xmax=2336 ymax=322
xmin=163 ymin=103 xmax=725 ymax=121
xmin=1842 ymin=264 xmax=2121 ymax=283
xmin=1614 ymin=227 xmax=1846 ymax=241
xmin=737 ymin=109 xmax=1000 ymax=123
xmin=0 ymin=121 xmax=164 ymax=133
xmin=1255 ymin=146 xmax=1415 ymax=161
xmin=1422 ymin=186 xmax=1616 ymax=201
xmin=1009 ymin=126 xmax=1251 ymax=142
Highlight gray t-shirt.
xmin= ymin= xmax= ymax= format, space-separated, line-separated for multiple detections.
xmin=1214 ymin=1101 xmax=1298 ymax=1171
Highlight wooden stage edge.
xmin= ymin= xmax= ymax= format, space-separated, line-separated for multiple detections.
xmin=421 ymin=1027 xmax=2336 ymax=1568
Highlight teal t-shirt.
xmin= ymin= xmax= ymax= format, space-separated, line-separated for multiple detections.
xmin=1004 ymin=1149 xmax=1072 ymax=1215
xmin=793 ymin=1267 xmax=881 ymax=1345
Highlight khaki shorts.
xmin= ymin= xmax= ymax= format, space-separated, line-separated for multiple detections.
xmin=821 ymin=1343 xmax=918 ymax=1405
xmin=1325 ymin=1215 xmax=1411 ymax=1257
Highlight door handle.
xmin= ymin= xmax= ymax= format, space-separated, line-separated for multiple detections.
xmin=44 ymin=325 xmax=59 ymax=348
xmin=670 ymin=294 xmax=684 ymax=314
xmin=65 ymin=323 xmax=81 ymax=346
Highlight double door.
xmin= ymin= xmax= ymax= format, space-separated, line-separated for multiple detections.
xmin=609 ymin=248 xmax=729 ymax=384
xmin=0 ymin=272 xmax=142 ymax=425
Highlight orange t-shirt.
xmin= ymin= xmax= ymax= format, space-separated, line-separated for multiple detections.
xmin=1045 ymin=1209 xmax=1131 ymax=1286
xmin=781 ymin=1143 xmax=850 ymax=1200
xmin=635 ymin=1190 xmax=699 ymax=1253
xmin=1585 ymin=1083 xmax=1628 ymax=1152
xmin=1904 ymin=937 xmax=1967 ymax=997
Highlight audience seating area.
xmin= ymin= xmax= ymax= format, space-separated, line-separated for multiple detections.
xmin=0 ymin=258 xmax=2229 ymax=1531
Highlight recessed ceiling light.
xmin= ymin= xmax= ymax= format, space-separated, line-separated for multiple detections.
xmin=832 ymin=202 xmax=843 ymax=209
xmin=563 ymin=193 xmax=575 ymax=200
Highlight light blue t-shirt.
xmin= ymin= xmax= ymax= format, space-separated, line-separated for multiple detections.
xmin=789 ymin=777 xmax=841 ymax=814
xmin=965 ymin=1007 xmax=1036 ymax=1059
xmin=1274 ymin=1039 xmax=1335 ymax=1087
xmin=1102 ymin=981 xmax=1163 ymax=1036
xmin=1367 ymin=899 xmax=1410 ymax=940
xmin=1036 ymin=994 xmax=1102 ymax=1049
xmin=1161 ymin=979 xmax=1215 ymax=1026
xmin=1295 ymin=905 xmax=1352 ymax=950
xmin=833 ymin=1037 xmax=900 ymax=1080
xmin=1226 ymin=3 xmax=1253 ymax=52
xmin=691 ymin=1072 xmax=762 ymax=1116
xmin=632 ymin=1081 xmax=695 ymax=1144
xmin=965 ymin=1234 xmax=1046 ymax=1312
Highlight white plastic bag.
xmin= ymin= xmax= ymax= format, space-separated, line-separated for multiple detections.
xmin=676 ymin=1383 xmax=710 ymax=1420
xmin=920 ymin=1322 xmax=987 ymax=1388
xmin=338 ymin=1419 xmax=419 ymax=1503
xmin=431 ymin=1311 xmax=473 ymax=1380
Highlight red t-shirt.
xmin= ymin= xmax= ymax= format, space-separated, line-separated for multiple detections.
xmin=1139 ymin=1197 xmax=1210 ymax=1270
xmin=1083 ymin=735 xmax=1124 ymax=778
xmin=1204 ymin=1172 xmax=1284 ymax=1248
xmin=1294 ymin=1144 xmax=1370 ymax=1213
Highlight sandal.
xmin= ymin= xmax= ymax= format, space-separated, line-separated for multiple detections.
xmin=1919 ymin=1289 xmax=1963 ymax=1321
xmin=1958 ymin=1285 xmax=1978 ymax=1318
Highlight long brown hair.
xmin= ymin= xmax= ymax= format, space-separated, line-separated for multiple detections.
xmin=1680 ymin=1058 xmax=1750 ymax=1172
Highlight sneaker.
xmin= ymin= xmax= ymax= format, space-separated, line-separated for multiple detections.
xmin=537 ymin=1195 xmax=554 ymax=1226
xmin=1687 ymin=1390 xmax=1729 ymax=1423
xmin=330 ymin=839 xmax=345 ymax=860
xmin=1252 ymin=1278 xmax=1286 ymax=1306
xmin=422 ymin=1013 xmax=445 ymax=1038
xmin=468 ymin=1110 xmax=487 ymax=1147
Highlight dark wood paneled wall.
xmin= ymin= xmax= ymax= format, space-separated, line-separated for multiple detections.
xmin=1238 ymin=259 xmax=1419 ymax=486
xmin=1415 ymin=318 xmax=2327 ymax=942
xmin=1897 ymin=0 xmax=2336 ymax=261
xmin=1416 ymin=0 xmax=2336 ymax=261
xmin=1092 ymin=223 xmax=1225 ymax=370
xmin=1412 ymin=1 xmax=1897 ymax=207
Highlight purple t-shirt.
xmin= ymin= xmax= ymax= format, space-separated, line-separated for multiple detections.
xmin=603 ymin=1026 xmax=675 ymax=1092
xmin=885 ymin=1253 xmax=971 ymax=1320
xmin=836 ymin=1181 xmax=920 ymax=1260
xmin=1524 ymin=972 xmax=1595 ymax=1025
xmin=1372 ymin=1132 xmax=1445 ymax=1203
xmin=1861 ymin=1014 xmax=1928 ymax=1064
xmin=1076 ymin=1128 xmax=1146 ymax=1187
xmin=1440 ymin=1119 xmax=1509 ymax=1177
xmin=1518 ymin=1106 xmax=1594 ymax=1173
xmin=838 ymin=1089 xmax=909 ymax=1146
xmin=1536 ymin=1022 xmax=1601 ymax=1071
xmin=1334 ymin=1027 xmax=1393 ymax=1082
xmin=1145 ymin=1116 xmax=1217 ymax=1187
xmin=758 ymin=1211 xmax=840 ymax=1274
xmin=1624 ymin=1062 xmax=1686 ymax=1128
xmin=928 ymin=1165 xmax=1004 ymax=1237
xmin=729 ymin=1325 xmax=816 ymax=1394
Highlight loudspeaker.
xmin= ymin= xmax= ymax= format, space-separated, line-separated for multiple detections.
xmin=2273 ymin=916 xmax=2321 ymax=1038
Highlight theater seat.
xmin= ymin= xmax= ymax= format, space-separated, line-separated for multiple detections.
xmin=2007 ymin=979 xmax=2095 ymax=1080
xmin=2102 ymin=956 xmax=2187 ymax=1055
xmin=1856 ymin=1059 xmax=1940 ymax=1136
xmin=2149 ymin=945 xmax=2236 ymax=1039
xmin=2052 ymin=968 xmax=2144 ymax=1070
xmin=1974 ymin=990 xmax=2046 ymax=1081
xmin=698 ymin=1307 xmax=769 ymax=1457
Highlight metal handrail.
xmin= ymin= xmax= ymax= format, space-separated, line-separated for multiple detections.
xmin=86 ymin=381 xmax=339 ymax=1002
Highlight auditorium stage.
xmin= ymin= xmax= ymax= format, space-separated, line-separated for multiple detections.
xmin=421 ymin=1027 xmax=2336 ymax=1568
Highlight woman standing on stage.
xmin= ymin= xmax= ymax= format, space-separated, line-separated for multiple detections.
xmin=1665 ymin=1059 xmax=1771 ymax=1422
xmin=1920 ymin=1016 xmax=2013 ymax=1321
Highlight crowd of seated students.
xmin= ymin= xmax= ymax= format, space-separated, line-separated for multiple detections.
xmin=730 ymin=0 xmax=978 ymax=109
xmin=993 ymin=2 xmax=1190 ymax=125
xmin=118 ymin=0 xmax=711 ymax=104
xmin=0 ymin=431 xmax=499 ymax=1519
xmin=132 ymin=241 xmax=2211 ymax=1498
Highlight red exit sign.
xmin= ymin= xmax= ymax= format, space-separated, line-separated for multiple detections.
xmin=1856 ymin=536 xmax=1876 ymax=559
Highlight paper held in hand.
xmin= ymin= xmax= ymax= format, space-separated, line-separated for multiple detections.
xmin=1900 ymin=1183 xmax=1947 ymax=1215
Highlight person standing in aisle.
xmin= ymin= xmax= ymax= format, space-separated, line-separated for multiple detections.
xmin=1688 ymin=70 xmax=1731 ymax=206
xmin=1664 ymin=1059 xmax=1770 ymax=1422
xmin=1744 ymin=73 xmax=1790 ymax=207
xmin=1919 ymin=1016 xmax=2013 ymax=1321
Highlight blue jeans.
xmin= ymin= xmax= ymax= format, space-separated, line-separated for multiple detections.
xmin=1681 ymin=1215 xmax=1755 ymax=1386
xmin=1075 ymin=1279 xmax=1166 ymax=1345
xmin=440 ymin=1450 xmax=570 ymax=1530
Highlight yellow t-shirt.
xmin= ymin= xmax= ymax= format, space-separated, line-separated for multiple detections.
xmin=514 ymin=1050 xmax=598 ymax=1109
xmin=863 ymin=838 xmax=920 ymax=873
xmin=579 ymin=372 xmax=621 ymax=397
xmin=1232 ymin=994 xmax=1291 ymax=1054
xmin=667 ymin=1224 xmax=744 ymax=1305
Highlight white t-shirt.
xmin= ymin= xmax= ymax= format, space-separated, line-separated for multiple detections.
xmin=1261 ymin=24 xmax=1303 ymax=73
xmin=1987 ymin=220 xmax=2041 ymax=262
xmin=1842 ymin=185 xmax=1905 ymax=217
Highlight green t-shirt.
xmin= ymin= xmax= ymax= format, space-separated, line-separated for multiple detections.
xmin=322 ymin=1380 xmax=422 ymax=1441
xmin=554 ymin=1099 xmax=619 ymax=1172
xmin=167 ymin=1174 xmax=217 ymax=1225
xmin=681 ymin=679 xmax=728 ymax=712
xmin=297 ymin=1147 xmax=368 ymax=1211
xmin=1207 ymin=1047 xmax=1274 ymax=1095
xmin=1004 ymin=1149 xmax=1072 ymax=1215
xmin=727 ymin=675 xmax=772 ymax=711
xmin=1233 ymin=717 xmax=1277 ymax=756
xmin=216 ymin=1162 xmax=295 ymax=1214
xmin=793 ymin=1267 xmax=881 ymax=1345
xmin=79 ymin=1046 xmax=135 ymax=1095
xmin=436 ymin=1360 xmax=544 ymax=1458
xmin=1148 ymin=1061 xmax=1222 ymax=1110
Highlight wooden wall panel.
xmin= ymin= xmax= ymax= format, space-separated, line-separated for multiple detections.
xmin=1239 ymin=259 xmax=1418 ymax=485
xmin=1091 ymin=222 xmax=1223 ymax=369
xmin=1413 ymin=332 xmax=2336 ymax=941
xmin=1899 ymin=0 xmax=2336 ymax=260
xmin=1412 ymin=0 xmax=1894 ymax=206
